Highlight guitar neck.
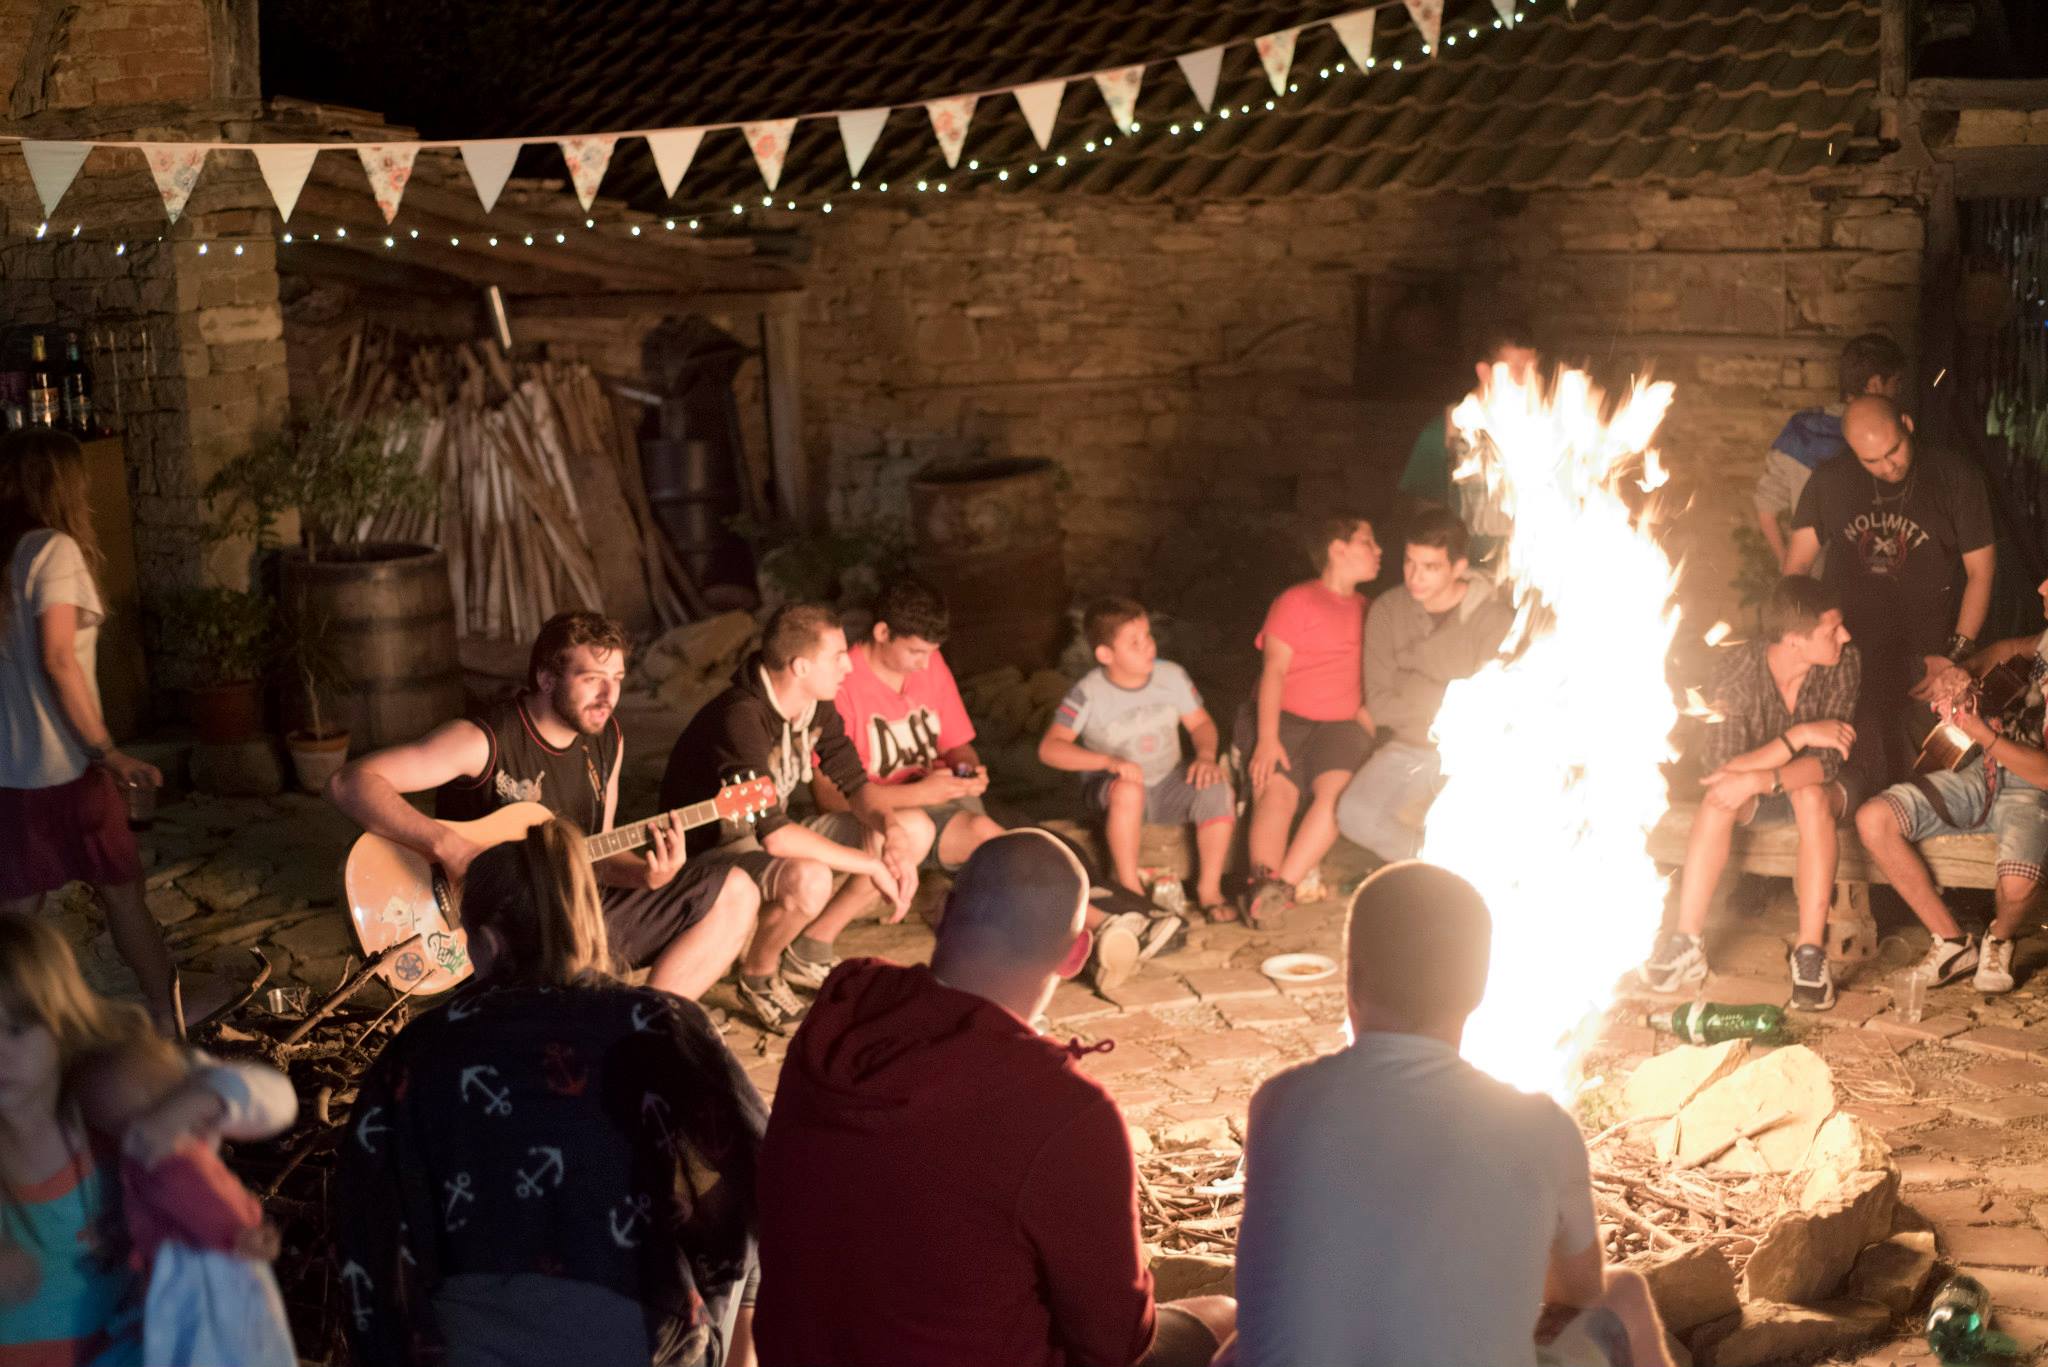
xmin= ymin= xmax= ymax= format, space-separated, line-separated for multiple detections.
xmin=584 ymin=799 xmax=722 ymax=862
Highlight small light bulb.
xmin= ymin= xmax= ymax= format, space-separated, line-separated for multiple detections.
xmin=1193 ymin=119 xmax=1203 ymax=131
xmin=282 ymin=232 xmax=293 ymax=244
xmin=336 ymin=227 xmax=347 ymax=238
xmin=384 ymin=236 xmax=394 ymax=248
xmin=409 ymin=228 xmax=419 ymax=238
xmin=968 ymin=159 xmax=979 ymax=170
xmin=785 ymin=200 xmax=795 ymax=209
xmin=1392 ymin=59 xmax=1403 ymax=69
xmin=1320 ymin=68 xmax=1330 ymax=78
xmin=1446 ymin=34 xmax=1456 ymax=44
xmin=584 ymin=218 xmax=594 ymax=228
xmin=234 ymin=243 xmax=244 ymax=255
xmin=761 ymin=195 xmax=772 ymax=207
xmin=630 ymin=224 xmax=641 ymax=236
xmin=1220 ymin=108 xmax=1231 ymax=119
xmin=488 ymin=236 xmax=498 ymax=246
xmin=524 ymin=234 xmax=534 ymax=244
xmin=997 ymin=169 xmax=1009 ymax=181
xmin=1170 ymin=124 xmax=1181 ymax=135
xmin=1130 ymin=121 xmax=1141 ymax=132
xmin=1421 ymin=44 xmax=1430 ymax=54
xmin=115 ymin=242 xmax=126 ymax=256
xmin=1028 ymin=163 xmax=1038 ymax=174
xmin=1367 ymin=58 xmax=1377 ymax=68
xmin=878 ymin=182 xmax=888 ymax=191
xmin=554 ymin=231 xmax=566 ymax=243
xmin=1086 ymin=140 xmax=1097 ymax=152
xmin=851 ymin=179 xmax=862 ymax=190
xmin=917 ymin=180 xmax=928 ymax=191
xmin=1265 ymin=99 xmax=1276 ymax=109
xmin=1289 ymin=82 xmax=1299 ymax=92
xmin=1336 ymin=62 xmax=1346 ymax=72
xmin=1469 ymin=26 xmax=1479 ymax=36
xmin=197 ymin=242 xmax=207 ymax=254
xmin=1104 ymin=135 xmax=1114 ymax=144
xmin=688 ymin=219 xmax=699 ymax=230
xmin=822 ymin=202 xmax=832 ymax=213
xmin=449 ymin=237 xmax=459 ymax=246
xmin=69 ymin=224 xmax=79 ymax=238
xmin=732 ymin=204 xmax=742 ymax=214
xmin=937 ymin=182 xmax=947 ymax=192
xmin=665 ymin=219 xmax=676 ymax=230
xmin=35 ymin=222 xmax=46 ymax=239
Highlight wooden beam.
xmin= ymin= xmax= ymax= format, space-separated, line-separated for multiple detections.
xmin=1651 ymin=802 xmax=1996 ymax=888
xmin=290 ymin=183 xmax=616 ymax=292
xmin=1948 ymin=145 xmax=2048 ymax=197
xmin=379 ymin=177 xmax=715 ymax=289
xmin=760 ymin=311 xmax=813 ymax=529
xmin=278 ymin=238 xmax=473 ymax=295
xmin=1911 ymin=77 xmax=2048 ymax=110
xmin=510 ymin=289 xmax=802 ymax=320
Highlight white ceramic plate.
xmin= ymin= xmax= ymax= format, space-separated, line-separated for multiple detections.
xmin=1260 ymin=952 xmax=1338 ymax=984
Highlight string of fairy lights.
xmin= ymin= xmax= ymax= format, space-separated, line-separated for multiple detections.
xmin=18 ymin=2 xmax=1548 ymax=259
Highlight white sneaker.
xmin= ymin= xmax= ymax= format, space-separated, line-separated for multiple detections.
xmin=1976 ymin=935 xmax=2018 ymax=994
xmin=1639 ymin=932 xmax=1707 ymax=993
xmin=1912 ymin=934 xmax=1979 ymax=988
xmin=1091 ymin=913 xmax=1145 ymax=993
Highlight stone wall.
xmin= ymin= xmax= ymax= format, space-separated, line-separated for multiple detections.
xmin=791 ymin=170 xmax=1928 ymax=663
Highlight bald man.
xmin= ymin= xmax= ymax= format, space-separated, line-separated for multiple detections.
xmin=1234 ymin=863 xmax=1671 ymax=1367
xmin=754 ymin=829 xmax=1235 ymax=1367
xmin=1785 ymin=394 xmax=1994 ymax=784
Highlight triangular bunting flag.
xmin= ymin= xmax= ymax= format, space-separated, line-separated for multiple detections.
xmin=1093 ymin=65 xmax=1144 ymax=135
xmin=557 ymin=135 xmax=616 ymax=211
xmin=1256 ymin=28 xmax=1300 ymax=95
xmin=645 ymin=129 xmax=704 ymax=198
xmin=357 ymin=143 xmax=419 ymax=223
xmin=458 ymin=140 xmax=521 ymax=213
xmin=742 ymin=118 xmax=799 ymax=192
xmin=1492 ymin=0 xmax=1516 ymax=18
xmin=143 ymin=145 xmax=208 ymax=223
xmin=924 ymin=95 xmax=976 ymax=170
xmin=1175 ymin=47 xmax=1224 ymax=113
xmin=1013 ymin=79 xmax=1064 ymax=150
xmin=837 ymin=108 xmax=888 ymax=178
xmin=1404 ymin=0 xmax=1444 ymax=49
xmin=21 ymin=141 xmax=91 ymax=218
xmin=251 ymin=145 xmax=318 ymax=223
xmin=1330 ymin=11 xmax=1378 ymax=69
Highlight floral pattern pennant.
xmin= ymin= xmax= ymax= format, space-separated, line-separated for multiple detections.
xmin=1403 ymin=0 xmax=1444 ymax=50
xmin=557 ymin=135 xmax=616 ymax=211
xmin=144 ymin=145 xmax=207 ymax=223
xmin=1256 ymin=28 xmax=1300 ymax=96
xmin=924 ymin=95 xmax=977 ymax=171
xmin=1092 ymin=65 xmax=1144 ymax=135
xmin=742 ymin=118 xmax=799 ymax=192
xmin=357 ymin=144 xmax=419 ymax=223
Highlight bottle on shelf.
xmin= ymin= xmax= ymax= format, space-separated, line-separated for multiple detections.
xmin=58 ymin=331 xmax=94 ymax=437
xmin=26 ymin=334 xmax=57 ymax=429
xmin=1644 ymin=1001 xmax=1788 ymax=1045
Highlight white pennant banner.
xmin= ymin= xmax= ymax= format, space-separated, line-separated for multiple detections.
xmin=1256 ymin=28 xmax=1299 ymax=95
xmin=1492 ymin=0 xmax=1516 ymax=19
xmin=458 ymin=140 xmax=521 ymax=213
xmin=743 ymin=118 xmax=799 ymax=192
xmin=144 ymin=145 xmax=208 ymax=223
xmin=925 ymin=95 xmax=976 ymax=170
xmin=1404 ymin=0 xmax=1444 ymax=50
xmin=1013 ymin=79 xmax=1064 ymax=150
xmin=1093 ymin=65 xmax=1144 ymax=134
xmin=252 ymin=145 xmax=319 ymax=223
xmin=558 ymin=134 xmax=616 ymax=210
xmin=1175 ymin=47 xmax=1224 ymax=114
xmin=21 ymin=141 xmax=92 ymax=218
xmin=357 ymin=144 xmax=419 ymax=223
xmin=836 ymin=108 xmax=888 ymax=178
xmin=645 ymin=129 xmax=704 ymax=198
xmin=1329 ymin=11 xmax=1378 ymax=68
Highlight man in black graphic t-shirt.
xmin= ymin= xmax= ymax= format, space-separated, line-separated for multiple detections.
xmin=1785 ymin=395 xmax=1995 ymax=785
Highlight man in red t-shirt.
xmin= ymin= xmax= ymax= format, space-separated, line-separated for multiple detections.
xmin=755 ymin=829 xmax=1236 ymax=1367
xmin=818 ymin=580 xmax=1005 ymax=874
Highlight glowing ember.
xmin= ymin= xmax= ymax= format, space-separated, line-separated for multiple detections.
xmin=1423 ymin=368 xmax=1680 ymax=1098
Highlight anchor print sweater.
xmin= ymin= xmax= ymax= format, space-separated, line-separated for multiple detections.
xmin=336 ymin=982 xmax=765 ymax=1367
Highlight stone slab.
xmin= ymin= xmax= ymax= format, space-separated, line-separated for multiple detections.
xmin=1865 ymin=1014 xmax=1972 ymax=1042
xmin=1045 ymin=982 xmax=1121 ymax=1024
xmin=1953 ymin=1026 xmax=2048 ymax=1061
xmin=1214 ymin=997 xmax=1309 ymax=1028
xmin=1181 ymin=968 xmax=1279 ymax=1003
xmin=1910 ymin=1186 xmax=2030 ymax=1226
xmin=1963 ymin=1266 xmax=2048 ymax=1316
xmin=1174 ymin=1032 xmax=1277 ymax=1065
xmin=1898 ymin=1156 xmax=1978 ymax=1188
xmin=1938 ymin=1223 xmax=2048 ymax=1267
xmin=1841 ymin=1102 xmax=1942 ymax=1133
xmin=1987 ymin=1165 xmax=2048 ymax=1195
xmin=1904 ymin=1125 xmax=2008 ymax=1161
xmin=1827 ymin=991 xmax=1893 ymax=1025
xmin=1962 ymin=1058 xmax=2048 ymax=1091
xmin=1078 ymin=1043 xmax=1166 ymax=1079
xmin=1101 ymin=976 xmax=1200 ymax=1011
xmin=1948 ymin=1093 xmax=2048 ymax=1125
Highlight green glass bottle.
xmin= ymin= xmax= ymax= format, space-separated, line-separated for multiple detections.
xmin=1644 ymin=1001 xmax=1787 ymax=1045
xmin=1925 ymin=1274 xmax=2015 ymax=1363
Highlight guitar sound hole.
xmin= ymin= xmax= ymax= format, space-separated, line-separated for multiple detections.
xmin=433 ymin=872 xmax=461 ymax=929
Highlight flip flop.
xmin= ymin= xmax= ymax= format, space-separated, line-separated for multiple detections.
xmin=1201 ymin=902 xmax=1240 ymax=924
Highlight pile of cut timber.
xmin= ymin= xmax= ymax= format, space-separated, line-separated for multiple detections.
xmin=331 ymin=330 xmax=708 ymax=639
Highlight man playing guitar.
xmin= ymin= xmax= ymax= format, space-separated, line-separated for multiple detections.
xmin=1854 ymin=575 xmax=2048 ymax=996
xmin=327 ymin=610 xmax=761 ymax=1001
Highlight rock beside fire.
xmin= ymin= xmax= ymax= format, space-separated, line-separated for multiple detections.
xmin=1638 ymin=1245 xmax=1741 ymax=1336
xmin=1742 ymin=1165 xmax=1899 ymax=1304
xmin=1845 ymin=1231 xmax=1936 ymax=1315
xmin=1690 ymin=1298 xmax=1890 ymax=1367
xmin=1148 ymin=1251 xmax=1235 ymax=1302
xmin=1620 ymin=1041 xmax=1751 ymax=1121
xmin=1657 ymin=1044 xmax=1836 ymax=1172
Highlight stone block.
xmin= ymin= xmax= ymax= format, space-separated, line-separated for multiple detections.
xmin=1911 ymin=1186 xmax=2028 ymax=1226
xmin=1101 ymin=976 xmax=1199 ymax=1012
xmin=1621 ymin=1041 xmax=1751 ymax=1121
xmin=1745 ymin=1167 xmax=1898 ymax=1305
xmin=1847 ymin=1231 xmax=1936 ymax=1315
xmin=144 ymin=886 xmax=200 ymax=926
xmin=1987 ymin=1165 xmax=2048 ymax=1195
xmin=1956 ymin=108 xmax=2032 ymax=147
xmin=1953 ymin=1026 xmax=2048 ymax=1062
xmin=1156 ymin=1115 xmax=1234 ymax=1149
xmin=1668 ymin=1044 xmax=1836 ymax=1172
xmin=195 ymin=305 xmax=283 ymax=347
xmin=1949 ymin=1094 xmax=2048 ymax=1125
xmin=1636 ymin=1244 xmax=1741 ymax=1336
xmin=1938 ymin=1223 xmax=2048 ymax=1267
xmin=1181 ymin=969 xmax=1278 ymax=1003
xmin=180 ymin=853 xmax=268 ymax=915
xmin=1961 ymin=1059 xmax=2048 ymax=1091
xmin=1898 ymin=1156 xmax=1976 ymax=1188
xmin=1692 ymin=1298 xmax=1889 ymax=1367
xmin=1149 ymin=1251 xmax=1235 ymax=1302
xmin=1964 ymin=1266 xmax=2048 ymax=1316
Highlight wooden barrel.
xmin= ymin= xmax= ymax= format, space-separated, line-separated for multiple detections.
xmin=909 ymin=458 xmax=1068 ymax=676
xmin=279 ymin=544 xmax=462 ymax=752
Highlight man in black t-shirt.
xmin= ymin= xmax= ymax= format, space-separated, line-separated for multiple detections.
xmin=328 ymin=611 xmax=761 ymax=1001
xmin=1784 ymin=395 xmax=1995 ymax=785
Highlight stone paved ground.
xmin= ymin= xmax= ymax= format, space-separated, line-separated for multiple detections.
xmin=62 ymin=699 xmax=2048 ymax=1364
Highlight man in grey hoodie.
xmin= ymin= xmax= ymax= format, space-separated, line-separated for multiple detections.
xmin=1337 ymin=507 xmax=1515 ymax=862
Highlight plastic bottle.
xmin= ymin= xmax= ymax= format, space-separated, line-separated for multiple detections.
xmin=1925 ymin=1274 xmax=1992 ymax=1363
xmin=1644 ymin=1001 xmax=1788 ymax=1045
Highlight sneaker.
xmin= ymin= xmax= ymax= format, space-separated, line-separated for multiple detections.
xmin=736 ymin=974 xmax=809 ymax=1035
xmin=1638 ymin=932 xmax=1708 ymax=993
xmin=1976 ymin=935 xmax=2018 ymax=994
xmin=1139 ymin=912 xmax=1187 ymax=962
xmin=1789 ymin=943 xmax=1837 ymax=1012
xmin=1912 ymin=934 xmax=1979 ymax=988
xmin=780 ymin=944 xmax=840 ymax=992
xmin=1244 ymin=879 xmax=1294 ymax=931
xmin=1091 ymin=912 xmax=1146 ymax=993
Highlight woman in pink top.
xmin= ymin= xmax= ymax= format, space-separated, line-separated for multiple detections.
xmin=1238 ymin=516 xmax=1380 ymax=927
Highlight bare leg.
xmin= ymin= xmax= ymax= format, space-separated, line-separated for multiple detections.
xmin=1247 ymin=774 xmax=1300 ymax=876
xmin=0 ymin=893 xmax=45 ymax=917
xmin=95 ymin=879 xmax=177 ymax=1032
xmin=1194 ymin=819 xmax=1234 ymax=908
xmin=1674 ymin=802 xmax=1741 ymax=936
xmin=935 ymin=811 xmax=1003 ymax=870
xmin=1135 ymin=1295 xmax=1238 ymax=1367
xmin=1855 ymin=798 xmax=1962 ymax=938
xmin=1788 ymin=783 xmax=1843 ymax=949
xmin=1277 ymin=771 xmax=1352 ymax=887
xmin=739 ymin=861 xmax=831 ymax=976
xmin=644 ymin=868 xmax=758 ymax=1000
xmin=1992 ymin=872 xmax=2040 ymax=942
xmin=727 ymin=1308 xmax=756 ymax=1367
xmin=1104 ymin=778 xmax=1147 ymax=895
xmin=1597 ymin=1268 xmax=1675 ymax=1367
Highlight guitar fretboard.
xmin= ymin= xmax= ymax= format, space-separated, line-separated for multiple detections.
xmin=584 ymin=798 xmax=720 ymax=861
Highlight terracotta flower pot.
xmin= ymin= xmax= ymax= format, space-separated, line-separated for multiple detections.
xmin=188 ymin=680 xmax=264 ymax=744
xmin=286 ymin=729 xmax=351 ymax=793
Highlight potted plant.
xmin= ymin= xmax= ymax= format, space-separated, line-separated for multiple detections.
xmin=151 ymin=587 xmax=273 ymax=743
xmin=275 ymin=592 xmax=351 ymax=790
xmin=207 ymin=406 xmax=461 ymax=751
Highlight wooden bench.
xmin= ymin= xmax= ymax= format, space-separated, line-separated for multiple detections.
xmin=1648 ymin=801 xmax=1997 ymax=963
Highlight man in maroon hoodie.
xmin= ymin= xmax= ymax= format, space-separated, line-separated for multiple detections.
xmin=755 ymin=828 xmax=1236 ymax=1367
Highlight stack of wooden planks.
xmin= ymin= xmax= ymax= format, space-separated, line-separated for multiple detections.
xmin=331 ymin=329 xmax=709 ymax=639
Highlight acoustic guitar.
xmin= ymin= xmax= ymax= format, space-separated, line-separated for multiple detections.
xmin=1914 ymin=656 xmax=2036 ymax=775
xmin=342 ymin=774 xmax=779 ymax=994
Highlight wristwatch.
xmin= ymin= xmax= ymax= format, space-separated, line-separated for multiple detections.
xmin=1947 ymin=633 xmax=1977 ymax=664
xmin=1769 ymin=769 xmax=1784 ymax=796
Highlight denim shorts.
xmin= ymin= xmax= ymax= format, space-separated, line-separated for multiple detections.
xmin=1741 ymin=772 xmax=1856 ymax=829
xmin=1878 ymin=768 xmax=2048 ymax=884
xmin=1084 ymin=761 xmax=1235 ymax=827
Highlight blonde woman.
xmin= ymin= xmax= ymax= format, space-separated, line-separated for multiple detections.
xmin=338 ymin=818 xmax=766 ymax=1367
xmin=0 ymin=913 xmax=297 ymax=1365
xmin=0 ymin=430 xmax=176 ymax=1035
